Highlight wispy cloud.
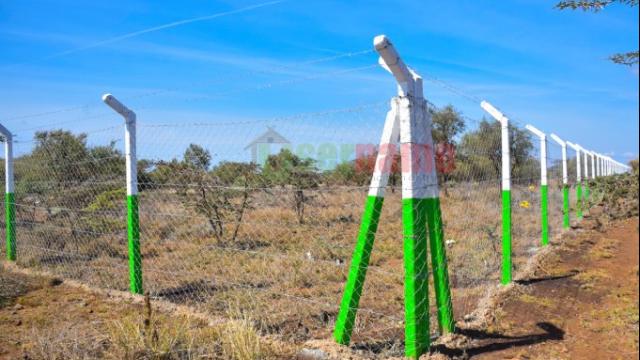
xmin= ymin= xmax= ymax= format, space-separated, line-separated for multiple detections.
xmin=2 ymin=0 xmax=286 ymax=69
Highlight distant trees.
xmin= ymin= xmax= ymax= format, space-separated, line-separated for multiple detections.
xmin=262 ymin=149 xmax=320 ymax=224
xmin=5 ymin=117 xmax=540 ymax=246
xmin=629 ymin=158 xmax=639 ymax=173
xmin=431 ymin=105 xmax=466 ymax=146
xmin=454 ymin=119 xmax=536 ymax=183
xmin=14 ymin=130 xmax=125 ymax=209
xmin=431 ymin=105 xmax=466 ymax=194
xmin=176 ymin=144 xmax=260 ymax=244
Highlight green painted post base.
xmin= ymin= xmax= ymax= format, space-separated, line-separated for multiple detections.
xmin=501 ymin=190 xmax=512 ymax=285
xmin=402 ymin=198 xmax=430 ymax=359
xmin=541 ymin=185 xmax=549 ymax=246
xmin=334 ymin=196 xmax=384 ymax=345
xmin=424 ymin=197 xmax=454 ymax=334
xmin=584 ymin=184 xmax=590 ymax=207
xmin=562 ymin=186 xmax=570 ymax=229
xmin=576 ymin=184 xmax=583 ymax=220
xmin=126 ymin=194 xmax=143 ymax=294
xmin=5 ymin=193 xmax=16 ymax=261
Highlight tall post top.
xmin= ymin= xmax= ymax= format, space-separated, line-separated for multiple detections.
xmin=102 ymin=93 xmax=135 ymax=122
xmin=549 ymin=133 xmax=565 ymax=146
xmin=0 ymin=124 xmax=12 ymax=141
xmin=373 ymin=35 xmax=422 ymax=98
xmin=480 ymin=101 xmax=509 ymax=125
xmin=566 ymin=141 xmax=580 ymax=152
xmin=525 ymin=124 xmax=545 ymax=140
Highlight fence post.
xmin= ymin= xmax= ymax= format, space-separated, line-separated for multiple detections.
xmin=102 ymin=94 xmax=143 ymax=295
xmin=333 ymin=99 xmax=397 ymax=346
xmin=480 ymin=101 xmax=511 ymax=284
xmin=581 ymin=146 xmax=590 ymax=201
xmin=335 ymin=36 xmax=455 ymax=358
xmin=0 ymin=125 xmax=15 ymax=261
xmin=525 ymin=125 xmax=548 ymax=246
xmin=566 ymin=142 xmax=582 ymax=219
xmin=550 ymin=134 xmax=570 ymax=229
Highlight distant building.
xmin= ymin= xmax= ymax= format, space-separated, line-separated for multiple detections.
xmin=244 ymin=127 xmax=290 ymax=164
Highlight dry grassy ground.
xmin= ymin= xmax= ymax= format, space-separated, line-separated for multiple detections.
xmin=3 ymin=180 xmax=575 ymax=358
xmin=0 ymin=265 xmax=298 ymax=359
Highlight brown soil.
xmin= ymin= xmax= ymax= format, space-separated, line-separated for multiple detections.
xmin=0 ymin=265 xmax=296 ymax=359
xmin=435 ymin=214 xmax=639 ymax=359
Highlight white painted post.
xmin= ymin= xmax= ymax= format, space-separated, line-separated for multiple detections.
xmin=0 ymin=124 xmax=15 ymax=261
xmin=102 ymin=94 xmax=143 ymax=294
xmin=525 ymin=124 xmax=549 ymax=245
xmin=566 ymin=142 xmax=583 ymax=219
xmin=550 ymin=133 xmax=570 ymax=229
xmin=335 ymin=36 xmax=454 ymax=358
xmin=480 ymin=101 xmax=511 ymax=284
xmin=576 ymin=145 xmax=591 ymax=204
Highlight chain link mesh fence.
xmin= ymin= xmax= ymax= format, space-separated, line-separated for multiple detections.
xmin=0 ymin=88 xmax=597 ymax=356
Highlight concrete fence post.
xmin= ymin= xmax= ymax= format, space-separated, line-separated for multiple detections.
xmin=0 ymin=124 xmax=15 ymax=261
xmin=525 ymin=124 xmax=548 ymax=246
xmin=102 ymin=94 xmax=143 ymax=295
xmin=480 ymin=101 xmax=512 ymax=284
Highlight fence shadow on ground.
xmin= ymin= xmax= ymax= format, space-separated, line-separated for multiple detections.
xmin=434 ymin=322 xmax=565 ymax=358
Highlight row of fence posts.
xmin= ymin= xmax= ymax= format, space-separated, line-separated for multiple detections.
xmin=0 ymin=35 xmax=632 ymax=359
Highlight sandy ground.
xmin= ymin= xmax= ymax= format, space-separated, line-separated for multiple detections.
xmin=442 ymin=215 xmax=639 ymax=359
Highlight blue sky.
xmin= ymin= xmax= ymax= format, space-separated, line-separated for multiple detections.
xmin=0 ymin=0 xmax=638 ymax=165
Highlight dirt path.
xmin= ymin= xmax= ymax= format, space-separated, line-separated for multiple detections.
xmin=443 ymin=215 xmax=639 ymax=359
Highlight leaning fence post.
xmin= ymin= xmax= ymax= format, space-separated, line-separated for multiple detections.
xmin=525 ymin=125 xmax=548 ymax=246
xmin=480 ymin=101 xmax=511 ymax=285
xmin=550 ymin=134 xmax=570 ymax=229
xmin=0 ymin=124 xmax=15 ymax=261
xmin=334 ymin=35 xmax=454 ymax=358
xmin=102 ymin=94 xmax=143 ymax=295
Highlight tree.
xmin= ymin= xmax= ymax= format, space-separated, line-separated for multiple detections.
xmin=25 ymin=130 xmax=125 ymax=209
xmin=556 ymin=0 xmax=639 ymax=65
xmin=454 ymin=119 xmax=535 ymax=183
xmin=431 ymin=105 xmax=466 ymax=145
xmin=173 ymin=145 xmax=252 ymax=243
xmin=629 ymin=158 xmax=639 ymax=173
xmin=262 ymin=149 xmax=320 ymax=224
xmin=323 ymin=161 xmax=366 ymax=186
xmin=31 ymin=130 xmax=90 ymax=187
xmin=183 ymin=143 xmax=211 ymax=171
xmin=431 ymin=105 xmax=466 ymax=194
xmin=175 ymin=144 xmax=260 ymax=244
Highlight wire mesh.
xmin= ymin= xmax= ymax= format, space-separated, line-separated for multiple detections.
xmin=0 ymin=69 xmax=600 ymax=356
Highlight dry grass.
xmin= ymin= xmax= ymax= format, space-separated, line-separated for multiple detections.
xmin=7 ymin=181 xmax=572 ymax=355
xmin=0 ymin=267 xmax=289 ymax=360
